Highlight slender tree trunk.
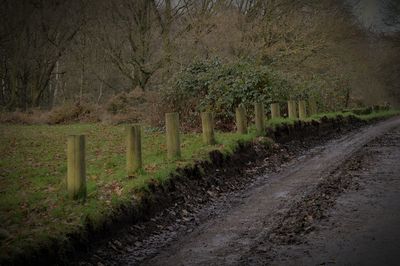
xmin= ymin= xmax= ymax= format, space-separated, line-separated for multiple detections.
xmin=345 ymin=88 xmax=350 ymax=108
xmin=6 ymin=71 xmax=18 ymax=110
xmin=51 ymin=60 xmax=60 ymax=108
xmin=163 ymin=0 xmax=172 ymax=65
xmin=0 ymin=78 xmax=4 ymax=106
xmin=97 ymin=80 xmax=103 ymax=104
xmin=80 ymin=63 xmax=84 ymax=103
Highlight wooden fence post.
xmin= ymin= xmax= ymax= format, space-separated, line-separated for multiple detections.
xmin=235 ymin=105 xmax=247 ymax=134
xmin=255 ymin=102 xmax=265 ymax=136
xmin=67 ymin=135 xmax=86 ymax=200
xmin=166 ymin=112 xmax=181 ymax=159
xmin=299 ymin=100 xmax=307 ymax=120
xmin=271 ymin=103 xmax=281 ymax=118
xmin=308 ymin=99 xmax=317 ymax=116
xmin=288 ymin=100 xmax=297 ymax=119
xmin=201 ymin=111 xmax=216 ymax=145
xmin=127 ymin=124 xmax=142 ymax=175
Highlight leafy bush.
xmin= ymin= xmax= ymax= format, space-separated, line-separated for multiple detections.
xmin=0 ymin=89 xmax=164 ymax=126
xmin=105 ymin=89 xmax=146 ymax=115
xmin=164 ymin=58 xmax=293 ymax=129
xmin=47 ymin=102 xmax=99 ymax=124
xmin=0 ymin=109 xmax=46 ymax=124
xmin=103 ymin=89 xmax=164 ymax=126
xmin=0 ymin=103 xmax=100 ymax=125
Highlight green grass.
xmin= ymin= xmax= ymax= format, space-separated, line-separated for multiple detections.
xmin=357 ymin=109 xmax=400 ymax=120
xmin=0 ymin=123 xmax=256 ymax=259
xmin=266 ymin=117 xmax=297 ymax=129
xmin=0 ymin=108 xmax=398 ymax=260
xmin=304 ymin=109 xmax=400 ymax=122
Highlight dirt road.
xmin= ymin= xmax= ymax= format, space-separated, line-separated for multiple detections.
xmin=270 ymin=123 xmax=400 ymax=265
xmin=138 ymin=117 xmax=400 ymax=266
xmin=79 ymin=117 xmax=400 ymax=266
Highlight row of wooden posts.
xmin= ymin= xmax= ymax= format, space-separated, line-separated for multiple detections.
xmin=67 ymin=99 xmax=317 ymax=200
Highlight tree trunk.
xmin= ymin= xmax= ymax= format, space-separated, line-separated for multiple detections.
xmin=51 ymin=60 xmax=60 ymax=108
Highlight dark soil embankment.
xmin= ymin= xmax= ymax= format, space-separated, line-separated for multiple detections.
xmin=142 ymin=116 xmax=400 ymax=266
xmin=5 ymin=115 xmax=371 ymax=266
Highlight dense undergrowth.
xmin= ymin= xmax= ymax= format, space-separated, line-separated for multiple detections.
xmin=0 ymin=109 xmax=398 ymax=263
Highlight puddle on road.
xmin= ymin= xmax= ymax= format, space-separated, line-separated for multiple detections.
xmin=274 ymin=191 xmax=290 ymax=199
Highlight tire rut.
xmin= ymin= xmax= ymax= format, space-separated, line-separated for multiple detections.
xmin=141 ymin=117 xmax=400 ymax=266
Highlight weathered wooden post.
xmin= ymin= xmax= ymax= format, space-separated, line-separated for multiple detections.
xmin=235 ymin=105 xmax=247 ymax=134
xmin=126 ymin=124 xmax=142 ymax=175
xmin=166 ymin=112 xmax=181 ymax=159
xmin=298 ymin=100 xmax=307 ymax=120
xmin=308 ymin=99 xmax=317 ymax=116
xmin=271 ymin=103 xmax=281 ymax=118
xmin=288 ymin=100 xmax=297 ymax=119
xmin=201 ymin=111 xmax=215 ymax=145
xmin=67 ymin=135 xmax=86 ymax=200
xmin=255 ymin=102 xmax=265 ymax=136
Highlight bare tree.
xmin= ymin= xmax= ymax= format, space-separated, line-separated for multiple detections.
xmin=0 ymin=0 xmax=84 ymax=110
xmin=97 ymin=0 xmax=160 ymax=91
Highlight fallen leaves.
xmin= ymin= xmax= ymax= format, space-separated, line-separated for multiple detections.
xmin=100 ymin=181 xmax=124 ymax=200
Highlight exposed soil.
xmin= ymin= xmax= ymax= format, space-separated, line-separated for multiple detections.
xmin=70 ymin=116 xmax=400 ymax=266
xmin=132 ymin=117 xmax=400 ymax=266
xmin=75 ymin=128 xmax=338 ymax=265
xmin=269 ymin=125 xmax=400 ymax=265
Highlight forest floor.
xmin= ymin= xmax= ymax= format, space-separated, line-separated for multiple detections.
xmin=77 ymin=115 xmax=400 ymax=265
xmin=0 ymin=110 xmax=398 ymax=264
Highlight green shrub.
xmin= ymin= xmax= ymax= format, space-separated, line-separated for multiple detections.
xmin=164 ymin=58 xmax=293 ymax=129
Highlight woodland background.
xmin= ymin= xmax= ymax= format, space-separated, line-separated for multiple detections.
xmin=0 ymin=0 xmax=399 ymax=127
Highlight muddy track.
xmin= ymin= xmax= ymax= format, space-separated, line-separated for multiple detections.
xmin=9 ymin=116 xmax=363 ymax=266
xmin=75 ymin=116 xmax=400 ymax=266
xmin=269 ymin=121 xmax=400 ymax=265
xmin=136 ymin=117 xmax=400 ymax=266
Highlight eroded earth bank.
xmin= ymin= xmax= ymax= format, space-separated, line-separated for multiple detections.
xmin=79 ymin=117 xmax=400 ymax=266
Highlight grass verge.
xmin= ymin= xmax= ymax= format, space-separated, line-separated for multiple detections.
xmin=0 ymin=108 xmax=398 ymax=261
